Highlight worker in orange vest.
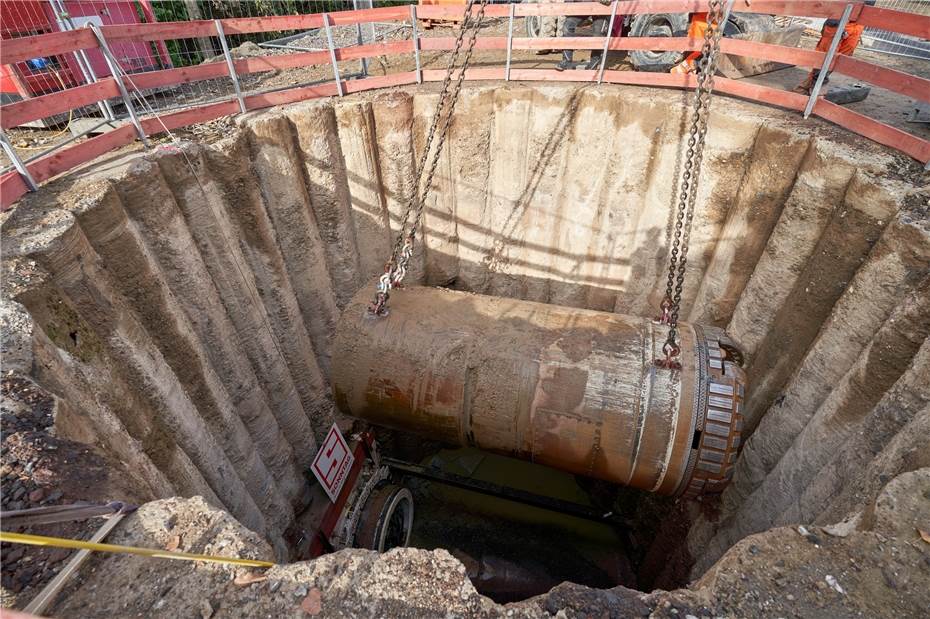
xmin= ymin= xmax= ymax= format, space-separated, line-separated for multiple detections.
xmin=670 ymin=12 xmax=709 ymax=74
xmin=794 ymin=14 xmax=869 ymax=95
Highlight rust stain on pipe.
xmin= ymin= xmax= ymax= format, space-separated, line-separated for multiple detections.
xmin=332 ymin=286 xmax=746 ymax=497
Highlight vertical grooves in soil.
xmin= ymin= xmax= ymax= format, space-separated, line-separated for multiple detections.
xmin=2 ymin=84 xmax=926 ymax=559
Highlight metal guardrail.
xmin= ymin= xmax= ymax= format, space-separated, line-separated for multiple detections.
xmin=0 ymin=0 xmax=384 ymax=174
xmin=1 ymin=1 xmax=928 ymax=208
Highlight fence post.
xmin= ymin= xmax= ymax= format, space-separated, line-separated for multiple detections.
xmin=597 ymin=1 xmax=619 ymax=83
xmin=47 ymin=0 xmax=116 ymax=121
xmin=0 ymin=131 xmax=38 ymax=192
xmin=368 ymin=0 xmax=377 ymax=47
xmin=410 ymin=5 xmax=422 ymax=84
xmin=505 ymin=3 xmax=515 ymax=81
xmin=804 ymin=3 xmax=854 ymax=119
xmin=215 ymin=20 xmax=247 ymax=114
xmin=352 ymin=0 xmax=369 ymax=77
xmin=323 ymin=13 xmax=344 ymax=96
xmin=88 ymin=24 xmax=149 ymax=147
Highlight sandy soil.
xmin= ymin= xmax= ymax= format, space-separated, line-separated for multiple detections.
xmin=35 ymin=494 xmax=930 ymax=618
xmin=0 ymin=376 xmax=145 ymax=609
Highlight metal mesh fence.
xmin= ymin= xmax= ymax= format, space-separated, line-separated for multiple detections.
xmin=861 ymin=0 xmax=930 ymax=59
xmin=0 ymin=0 xmax=119 ymax=161
xmin=82 ymin=0 xmax=394 ymax=118
xmin=2 ymin=1 xmax=928 ymax=176
xmin=1 ymin=0 xmax=414 ymax=172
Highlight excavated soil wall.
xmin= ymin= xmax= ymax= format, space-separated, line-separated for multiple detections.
xmin=2 ymin=83 xmax=928 ymax=572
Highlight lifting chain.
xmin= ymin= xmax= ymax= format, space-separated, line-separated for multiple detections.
xmin=657 ymin=0 xmax=732 ymax=369
xmin=369 ymin=0 xmax=490 ymax=316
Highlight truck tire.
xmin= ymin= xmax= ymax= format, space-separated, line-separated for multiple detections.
xmin=629 ymin=13 xmax=774 ymax=72
xmin=727 ymin=13 xmax=777 ymax=35
xmin=524 ymin=0 xmax=542 ymax=38
xmin=628 ymin=13 xmax=691 ymax=72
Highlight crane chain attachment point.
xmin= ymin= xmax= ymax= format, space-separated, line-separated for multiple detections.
xmin=369 ymin=0 xmax=490 ymax=316
xmin=656 ymin=0 xmax=733 ymax=370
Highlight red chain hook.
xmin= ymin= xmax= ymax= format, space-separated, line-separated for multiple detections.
xmin=655 ymin=340 xmax=682 ymax=370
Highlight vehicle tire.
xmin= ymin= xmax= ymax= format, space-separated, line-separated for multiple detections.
xmin=628 ymin=12 xmax=690 ymax=72
xmin=526 ymin=14 xmax=542 ymax=38
xmin=727 ymin=13 xmax=777 ymax=35
xmin=524 ymin=0 xmax=542 ymax=38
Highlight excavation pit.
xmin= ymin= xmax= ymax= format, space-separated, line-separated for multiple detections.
xmin=1 ymin=83 xmax=928 ymax=615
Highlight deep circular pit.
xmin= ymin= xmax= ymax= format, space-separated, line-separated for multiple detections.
xmin=1 ymin=83 xmax=927 ymax=612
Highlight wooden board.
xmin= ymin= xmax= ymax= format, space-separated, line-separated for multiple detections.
xmin=719 ymin=36 xmax=822 ymax=69
xmin=416 ymin=0 xmax=859 ymax=19
xmin=343 ymin=72 xmax=419 ymax=93
xmin=237 ymin=52 xmax=330 ymax=75
xmin=0 ymin=29 xmax=97 ymax=65
xmin=2 ymin=80 xmax=120 ymax=129
xmin=26 ymin=124 xmax=138 ymax=186
xmin=715 ymin=77 xmax=808 ymax=112
xmin=126 ymin=64 xmax=231 ymax=92
xmin=336 ymin=41 xmax=416 ymax=61
xmin=140 ymin=101 xmax=240 ymax=134
xmin=813 ymin=99 xmax=930 ymax=162
xmin=717 ymin=27 xmax=807 ymax=79
xmin=858 ymin=5 xmax=930 ymax=39
xmin=0 ymin=171 xmax=29 ymax=211
xmin=835 ymin=55 xmax=930 ymax=105
xmin=100 ymin=20 xmax=217 ymax=43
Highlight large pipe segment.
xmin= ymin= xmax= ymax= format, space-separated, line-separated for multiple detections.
xmin=332 ymin=285 xmax=747 ymax=498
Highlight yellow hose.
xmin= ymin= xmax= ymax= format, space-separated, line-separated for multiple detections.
xmin=12 ymin=67 xmax=75 ymax=151
xmin=0 ymin=530 xmax=275 ymax=568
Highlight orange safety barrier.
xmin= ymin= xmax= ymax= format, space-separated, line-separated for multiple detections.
xmin=1 ymin=1 xmax=928 ymax=210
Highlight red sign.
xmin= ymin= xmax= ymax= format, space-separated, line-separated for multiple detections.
xmin=311 ymin=424 xmax=355 ymax=503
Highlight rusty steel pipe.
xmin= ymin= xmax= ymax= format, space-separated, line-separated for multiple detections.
xmin=332 ymin=286 xmax=747 ymax=498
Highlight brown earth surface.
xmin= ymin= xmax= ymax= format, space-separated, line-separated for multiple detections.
xmin=0 ymin=375 xmax=145 ymax=609
xmin=35 ymin=481 xmax=930 ymax=618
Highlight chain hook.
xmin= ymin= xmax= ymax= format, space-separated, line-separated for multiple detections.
xmin=367 ymin=0 xmax=488 ymax=317
xmin=654 ymin=0 xmax=727 ymax=365
xmin=368 ymin=291 xmax=389 ymax=316
xmin=655 ymin=339 xmax=682 ymax=370
xmin=368 ymin=260 xmax=397 ymax=316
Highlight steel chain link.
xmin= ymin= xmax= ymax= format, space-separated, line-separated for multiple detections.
xmin=658 ymin=0 xmax=728 ymax=368
xmin=370 ymin=0 xmax=490 ymax=315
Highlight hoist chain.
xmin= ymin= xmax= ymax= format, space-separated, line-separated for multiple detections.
xmin=657 ymin=0 xmax=729 ymax=369
xmin=369 ymin=0 xmax=490 ymax=315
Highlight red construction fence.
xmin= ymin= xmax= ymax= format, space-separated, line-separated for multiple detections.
xmin=1 ymin=1 xmax=929 ymax=210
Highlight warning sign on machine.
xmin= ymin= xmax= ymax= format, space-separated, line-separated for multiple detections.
xmin=311 ymin=423 xmax=355 ymax=503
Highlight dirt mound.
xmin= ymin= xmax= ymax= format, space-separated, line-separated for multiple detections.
xmin=38 ymin=482 xmax=929 ymax=617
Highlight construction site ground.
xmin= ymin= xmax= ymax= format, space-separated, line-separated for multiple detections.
xmin=1 ymin=12 xmax=928 ymax=616
xmin=33 ymin=483 xmax=930 ymax=618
